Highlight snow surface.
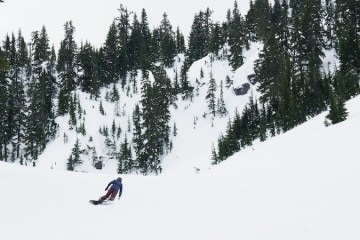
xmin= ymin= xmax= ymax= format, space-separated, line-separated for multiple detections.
xmin=1 ymin=95 xmax=360 ymax=240
xmin=1 ymin=1 xmax=360 ymax=239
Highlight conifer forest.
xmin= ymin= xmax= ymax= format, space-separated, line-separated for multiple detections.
xmin=0 ymin=0 xmax=359 ymax=174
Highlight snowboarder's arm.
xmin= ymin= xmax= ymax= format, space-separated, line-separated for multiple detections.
xmin=105 ymin=181 xmax=113 ymax=191
xmin=118 ymin=185 xmax=123 ymax=198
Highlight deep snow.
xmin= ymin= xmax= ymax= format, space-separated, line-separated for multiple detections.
xmin=1 ymin=0 xmax=360 ymax=239
xmin=1 ymin=95 xmax=360 ymax=240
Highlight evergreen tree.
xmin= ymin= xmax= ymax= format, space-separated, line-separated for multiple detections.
xmin=132 ymin=104 xmax=143 ymax=170
xmin=149 ymin=28 xmax=161 ymax=66
xmin=118 ymin=134 xmax=132 ymax=173
xmin=140 ymin=8 xmax=152 ymax=69
xmin=252 ymin=0 xmax=271 ymax=39
xmin=78 ymin=42 xmax=100 ymax=96
xmin=245 ymin=1 xmax=258 ymax=41
xmin=179 ymin=58 xmax=193 ymax=99
xmin=139 ymin=67 xmax=171 ymax=174
xmin=211 ymin=143 xmax=219 ymax=165
xmin=206 ymin=71 xmax=217 ymax=117
xmin=271 ymin=0 xmax=290 ymax=50
xmin=101 ymin=21 xmax=120 ymax=86
xmin=117 ymin=4 xmax=131 ymax=86
xmin=217 ymin=80 xmax=228 ymax=116
xmin=325 ymin=90 xmax=348 ymax=125
xmin=57 ymin=21 xmax=78 ymax=115
xmin=324 ymin=0 xmax=335 ymax=48
xmin=175 ymin=27 xmax=186 ymax=54
xmin=209 ymin=22 xmax=225 ymax=57
xmin=335 ymin=0 xmax=360 ymax=98
xmin=159 ymin=13 xmax=177 ymax=67
xmin=187 ymin=9 xmax=213 ymax=64
xmin=255 ymin=25 xmax=294 ymax=131
xmin=128 ymin=13 xmax=143 ymax=70
xmin=9 ymin=32 xmax=27 ymax=160
xmin=227 ymin=1 xmax=246 ymax=69
xmin=25 ymin=26 xmax=57 ymax=161
xmin=0 ymin=50 xmax=9 ymax=71
xmin=290 ymin=0 xmax=327 ymax=117
xmin=0 ymin=40 xmax=10 ymax=161
xmin=67 ymin=138 xmax=83 ymax=171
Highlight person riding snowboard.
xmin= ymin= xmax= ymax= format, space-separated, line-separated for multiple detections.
xmin=99 ymin=177 xmax=123 ymax=202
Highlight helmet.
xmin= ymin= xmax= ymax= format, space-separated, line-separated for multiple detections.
xmin=117 ymin=177 xmax=122 ymax=182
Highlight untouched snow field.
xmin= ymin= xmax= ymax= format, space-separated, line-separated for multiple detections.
xmin=1 ymin=95 xmax=360 ymax=240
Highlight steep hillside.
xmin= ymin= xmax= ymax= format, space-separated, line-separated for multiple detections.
xmin=36 ymin=42 xmax=263 ymax=174
xmin=1 ymin=95 xmax=359 ymax=240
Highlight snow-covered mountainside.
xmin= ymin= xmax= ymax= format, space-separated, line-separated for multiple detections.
xmin=1 ymin=0 xmax=360 ymax=239
xmin=32 ymin=42 xmax=262 ymax=174
xmin=1 ymin=94 xmax=359 ymax=240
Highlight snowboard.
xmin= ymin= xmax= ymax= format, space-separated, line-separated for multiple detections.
xmin=89 ymin=200 xmax=104 ymax=205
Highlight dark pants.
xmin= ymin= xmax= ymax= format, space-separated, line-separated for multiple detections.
xmin=100 ymin=187 xmax=118 ymax=201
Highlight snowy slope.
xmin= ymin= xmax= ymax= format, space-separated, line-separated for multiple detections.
xmin=0 ymin=0 xmax=259 ymax=174
xmin=1 ymin=95 xmax=360 ymax=240
xmin=31 ymin=41 xmax=262 ymax=174
xmin=1 ymin=0 xmax=360 ymax=238
xmin=163 ymin=42 xmax=263 ymax=174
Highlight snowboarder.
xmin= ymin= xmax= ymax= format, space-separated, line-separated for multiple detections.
xmin=98 ymin=177 xmax=123 ymax=202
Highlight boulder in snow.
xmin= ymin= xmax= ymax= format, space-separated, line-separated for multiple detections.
xmin=233 ymin=83 xmax=250 ymax=96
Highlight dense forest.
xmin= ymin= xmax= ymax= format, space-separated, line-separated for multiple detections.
xmin=0 ymin=0 xmax=359 ymax=174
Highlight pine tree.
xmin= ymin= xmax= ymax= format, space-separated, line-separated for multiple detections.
xmin=227 ymin=1 xmax=246 ymax=69
xmin=118 ymin=134 xmax=132 ymax=173
xmin=211 ymin=143 xmax=219 ymax=165
xmin=139 ymin=67 xmax=171 ymax=174
xmin=78 ymin=42 xmax=100 ymax=96
xmin=175 ymin=27 xmax=186 ymax=54
xmin=99 ymin=100 xmax=105 ymax=115
xmin=67 ymin=138 xmax=83 ymax=171
xmin=132 ymin=103 xmax=143 ymax=170
xmin=335 ymin=0 xmax=360 ymax=98
xmin=290 ymin=0 xmax=327 ymax=117
xmin=128 ymin=13 xmax=143 ymax=70
xmin=0 ymin=41 xmax=10 ymax=161
xmin=255 ymin=25 xmax=293 ymax=131
xmin=209 ymin=22 xmax=225 ymax=57
xmin=6 ymin=32 xmax=27 ymax=160
xmin=0 ymin=50 xmax=9 ymax=71
xmin=57 ymin=21 xmax=78 ymax=115
xmin=101 ymin=21 xmax=120 ymax=86
xmin=325 ymin=90 xmax=348 ymax=125
xmin=159 ymin=13 xmax=176 ymax=67
xmin=117 ymin=4 xmax=131 ymax=86
xmin=245 ymin=1 xmax=257 ymax=41
xmin=324 ymin=0 xmax=335 ymax=48
xmin=187 ymin=9 xmax=213 ymax=64
xmin=179 ymin=58 xmax=193 ymax=99
xmin=140 ymin=9 xmax=152 ymax=69
xmin=217 ymin=80 xmax=227 ymax=116
xmin=25 ymin=26 xmax=57 ymax=161
xmin=206 ymin=71 xmax=217 ymax=117
xmin=252 ymin=0 xmax=271 ymax=39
